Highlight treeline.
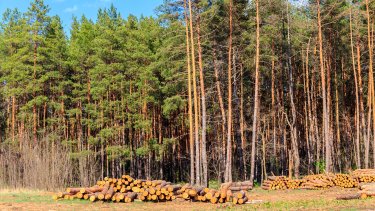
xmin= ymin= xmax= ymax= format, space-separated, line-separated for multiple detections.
xmin=0 ymin=0 xmax=374 ymax=189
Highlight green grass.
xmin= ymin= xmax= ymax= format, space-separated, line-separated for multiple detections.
xmin=0 ymin=189 xmax=374 ymax=210
xmin=0 ymin=191 xmax=89 ymax=205
xmin=247 ymin=198 xmax=375 ymax=210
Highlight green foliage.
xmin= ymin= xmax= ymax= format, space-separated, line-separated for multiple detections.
xmin=98 ymin=128 xmax=115 ymax=141
xmin=1 ymin=0 xmax=373 ymax=186
xmin=106 ymin=145 xmax=131 ymax=160
xmin=69 ymin=150 xmax=93 ymax=160
xmin=62 ymin=139 xmax=77 ymax=147
xmin=314 ymin=160 xmax=326 ymax=174
xmin=46 ymin=132 xmax=60 ymax=143
xmin=208 ymin=180 xmax=220 ymax=189
xmin=136 ymin=146 xmax=150 ymax=157
xmin=149 ymin=138 xmax=160 ymax=151
xmin=88 ymin=136 xmax=100 ymax=146
xmin=162 ymin=96 xmax=185 ymax=118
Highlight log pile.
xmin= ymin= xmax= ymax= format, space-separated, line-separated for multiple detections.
xmin=351 ymin=169 xmax=375 ymax=183
xmin=137 ymin=183 xmax=180 ymax=202
xmin=261 ymin=176 xmax=305 ymax=190
xmin=261 ymin=174 xmax=340 ymax=191
xmin=261 ymin=171 xmax=375 ymax=191
xmin=54 ymin=175 xmax=176 ymax=203
xmin=53 ymin=175 xmax=251 ymax=205
xmin=333 ymin=174 xmax=358 ymax=188
xmin=337 ymin=183 xmax=375 ymax=200
xmin=299 ymin=174 xmax=335 ymax=190
xmin=202 ymin=187 xmax=230 ymax=204
xmin=358 ymin=183 xmax=375 ymax=198
xmin=231 ymin=190 xmax=250 ymax=205
xmin=285 ymin=178 xmax=306 ymax=189
xmin=220 ymin=181 xmax=253 ymax=191
xmin=180 ymin=184 xmax=206 ymax=201
xmin=261 ymin=176 xmax=288 ymax=190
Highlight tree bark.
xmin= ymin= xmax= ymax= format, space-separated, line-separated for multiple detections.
xmin=357 ymin=38 xmax=369 ymax=168
xmin=286 ymin=1 xmax=300 ymax=177
xmin=365 ymin=0 xmax=374 ymax=169
xmin=305 ymin=39 xmax=314 ymax=171
xmin=224 ymin=0 xmax=233 ymax=183
xmin=33 ymin=31 xmax=38 ymax=145
xmin=317 ymin=0 xmax=332 ymax=172
xmin=187 ymin=0 xmax=200 ymax=185
xmin=183 ymin=0 xmax=195 ymax=185
xmin=196 ymin=15 xmax=207 ymax=187
xmin=350 ymin=8 xmax=361 ymax=168
xmin=12 ymin=96 xmax=16 ymax=142
xmin=240 ymin=63 xmax=247 ymax=179
xmin=250 ymin=0 xmax=260 ymax=183
xmin=213 ymin=43 xmax=226 ymax=182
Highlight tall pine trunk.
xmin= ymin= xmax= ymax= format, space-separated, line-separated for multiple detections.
xmin=225 ymin=0 xmax=233 ymax=183
xmin=365 ymin=0 xmax=374 ymax=168
xmin=33 ymin=31 xmax=38 ymax=145
xmin=240 ymin=64 xmax=246 ymax=179
xmin=286 ymin=2 xmax=300 ymax=177
xmin=317 ymin=0 xmax=332 ymax=172
xmin=12 ymin=96 xmax=16 ymax=142
xmin=188 ymin=0 xmax=200 ymax=185
xmin=350 ymin=8 xmax=361 ymax=168
xmin=183 ymin=0 xmax=195 ymax=185
xmin=213 ymin=44 xmax=226 ymax=182
xmin=250 ymin=0 xmax=260 ymax=183
xmin=196 ymin=15 xmax=207 ymax=187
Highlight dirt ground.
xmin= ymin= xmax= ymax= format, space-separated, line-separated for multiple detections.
xmin=0 ymin=187 xmax=374 ymax=210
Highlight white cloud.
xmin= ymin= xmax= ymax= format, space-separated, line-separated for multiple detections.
xmin=64 ymin=5 xmax=78 ymax=13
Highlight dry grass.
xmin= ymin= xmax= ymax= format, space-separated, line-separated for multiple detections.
xmin=0 ymin=188 xmax=46 ymax=194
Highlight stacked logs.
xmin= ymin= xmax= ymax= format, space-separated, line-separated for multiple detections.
xmin=261 ymin=176 xmax=305 ymax=190
xmin=261 ymin=176 xmax=288 ymax=190
xmin=262 ymin=169 xmax=375 ymax=192
xmin=285 ymin=178 xmax=306 ymax=189
xmin=299 ymin=174 xmax=335 ymax=190
xmin=359 ymin=183 xmax=375 ymax=198
xmin=333 ymin=174 xmax=358 ymax=188
xmin=54 ymin=175 xmax=175 ymax=203
xmin=53 ymin=186 xmax=105 ymax=200
xmin=180 ymin=184 xmax=207 ymax=201
xmin=138 ymin=184 xmax=179 ymax=202
xmin=231 ymin=190 xmax=250 ymax=205
xmin=53 ymin=175 xmax=251 ymax=205
xmin=337 ymin=183 xmax=375 ymax=200
xmin=207 ymin=182 xmax=252 ymax=204
xmin=220 ymin=181 xmax=253 ymax=191
xmin=178 ymin=184 xmax=249 ymax=204
xmin=204 ymin=187 xmax=249 ymax=204
xmin=352 ymin=169 xmax=375 ymax=183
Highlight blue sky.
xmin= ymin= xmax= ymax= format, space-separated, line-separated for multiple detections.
xmin=0 ymin=0 xmax=164 ymax=33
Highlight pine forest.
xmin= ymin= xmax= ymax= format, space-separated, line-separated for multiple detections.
xmin=0 ymin=0 xmax=375 ymax=190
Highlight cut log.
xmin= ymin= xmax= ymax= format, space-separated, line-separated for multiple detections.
xmin=336 ymin=193 xmax=361 ymax=200
xmin=66 ymin=188 xmax=81 ymax=194
xmin=104 ymin=187 xmax=114 ymax=200
xmin=238 ymin=196 xmax=248 ymax=204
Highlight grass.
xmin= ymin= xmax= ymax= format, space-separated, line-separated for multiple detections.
xmin=0 ymin=190 xmax=89 ymax=204
xmin=250 ymin=198 xmax=375 ymax=210
xmin=0 ymin=188 xmax=374 ymax=210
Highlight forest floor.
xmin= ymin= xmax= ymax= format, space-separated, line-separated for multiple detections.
xmin=0 ymin=187 xmax=374 ymax=210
